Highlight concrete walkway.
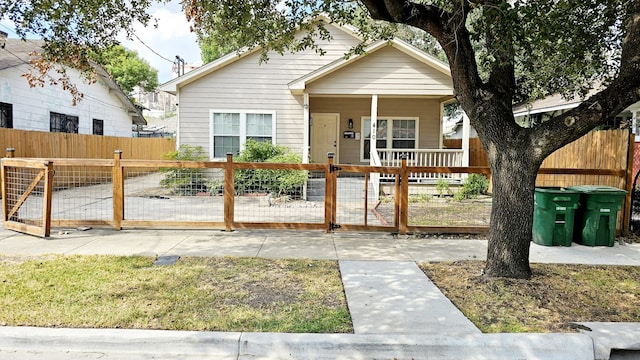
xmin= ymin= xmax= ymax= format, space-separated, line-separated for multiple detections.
xmin=1 ymin=227 xmax=640 ymax=359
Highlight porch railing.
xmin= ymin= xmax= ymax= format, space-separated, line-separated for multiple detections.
xmin=378 ymin=149 xmax=464 ymax=181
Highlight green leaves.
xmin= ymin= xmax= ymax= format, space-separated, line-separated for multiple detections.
xmin=95 ymin=45 xmax=159 ymax=94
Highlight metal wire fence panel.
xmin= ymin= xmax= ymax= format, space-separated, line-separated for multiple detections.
xmin=3 ymin=166 xmax=46 ymax=226
xmin=124 ymin=168 xmax=224 ymax=222
xmin=233 ymin=169 xmax=324 ymax=224
xmin=51 ymin=166 xmax=113 ymax=222
xmin=334 ymin=173 xmax=396 ymax=228
xmin=390 ymin=172 xmax=492 ymax=229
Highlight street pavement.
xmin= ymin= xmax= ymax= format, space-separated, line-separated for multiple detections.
xmin=1 ymin=227 xmax=640 ymax=359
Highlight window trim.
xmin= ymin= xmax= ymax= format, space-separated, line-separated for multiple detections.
xmin=50 ymin=112 xmax=79 ymax=134
xmin=92 ymin=118 xmax=104 ymax=135
xmin=0 ymin=102 xmax=13 ymax=129
xmin=360 ymin=116 xmax=419 ymax=162
xmin=209 ymin=109 xmax=277 ymax=160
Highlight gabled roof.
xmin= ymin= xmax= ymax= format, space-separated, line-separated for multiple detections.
xmin=161 ymin=18 xmax=450 ymax=95
xmin=512 ymin=93 xmax=583 ymax=118
xmin=0 ymin=38 xmax=145 ymax=125
xmin=287 ymin=37 xmax=450 ymax=94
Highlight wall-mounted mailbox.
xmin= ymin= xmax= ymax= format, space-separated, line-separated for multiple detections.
xmin=343 ymin=131 xmax=355 ymax=139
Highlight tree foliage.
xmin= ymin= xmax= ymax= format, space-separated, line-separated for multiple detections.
xmin=94 ymin=45 xmax=159 ymax=94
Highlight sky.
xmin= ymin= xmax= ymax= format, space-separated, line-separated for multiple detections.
xmin=0 ymin=0 xmax=202 ymax=84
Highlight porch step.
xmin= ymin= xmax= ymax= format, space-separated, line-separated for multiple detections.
xmin=306 ymin=178 xmax=325 ymax=201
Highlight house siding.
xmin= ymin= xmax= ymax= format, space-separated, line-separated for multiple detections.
xmin=177 ymin=24 xmax=362 ymax=158
xmin=305 ymin=46 xmax=454 ymax=96
xmin=0 ymin=65 xmax=134 ymax=137
xmin=311 ymin=97 xmax=442 ymax=164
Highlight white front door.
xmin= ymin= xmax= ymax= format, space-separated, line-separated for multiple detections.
xmin=311 ymin=113 xmax=339 ymax=163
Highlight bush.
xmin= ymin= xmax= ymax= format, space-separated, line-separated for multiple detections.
xmin=454 ymin=174 xmax=489 ymax=201
xmin=159 ymin=145 xmax=209 ymax=195
xmin=235 ymin=140 xmax=307 ymax=196
xmin=436 ymin=178 xmax=452 ymax=197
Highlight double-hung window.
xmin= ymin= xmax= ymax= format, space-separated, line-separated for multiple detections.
xmin=210 ymin=110 xmax=275 ymax=158
xmin=361 ymin=117 xmax=417 ymax=161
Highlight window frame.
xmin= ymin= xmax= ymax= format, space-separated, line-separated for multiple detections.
xmin=0 ymin=102 xmax=13 ymax=129
xmin=92 ymin=119 xmax=104 ymax=135
xmin=50 ymin=112 xmax=79 ymax=133
xmin=360 ymin=116 xmax=419 ymax=162
xmin=209 ymin=109 xmax=276 ymax=160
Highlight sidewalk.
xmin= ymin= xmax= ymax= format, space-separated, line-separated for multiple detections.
xmin=1 ymin=227 xmax=640 ymax=359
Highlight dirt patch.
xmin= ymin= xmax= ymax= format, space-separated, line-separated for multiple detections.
xmin=421 ymin=261 xmax=640 ymax=333
xmin=376 ymin=196 xmax=492 ymax=226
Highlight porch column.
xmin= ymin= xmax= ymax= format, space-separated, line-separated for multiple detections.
xmin=302 ymin=93 xmax=310 ymax=164
xmin=462 ymin=112 xmax=470 ymax=167
xmin=370 ymin=94 xmax=379 ymax=166
xmin=633 ymin=110 xmax=638 ymax=136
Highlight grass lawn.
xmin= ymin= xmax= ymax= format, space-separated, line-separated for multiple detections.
xmin=422 ymin=261 xmax=640 ymax=333
xmin=0 ymin=255 xmax=352 ymax=333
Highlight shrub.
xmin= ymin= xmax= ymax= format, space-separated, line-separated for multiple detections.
xmin=235 ymin=140 xmax=307 ymax=196
xmin=436 ymin=178 xmax=452 ymax=197
xmin=159 ymin=145 xmax=209 ymax=195
xmin=454 ymin=174 xmax=489 ymax=201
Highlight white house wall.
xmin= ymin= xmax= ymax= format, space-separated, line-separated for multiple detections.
xmin=0 ymin=64 xmax=134 ymax=137
xmin=177 ymin=24 xmax=362 ymax=158
xmin=305 ymin=46 xmax=454 ymax=96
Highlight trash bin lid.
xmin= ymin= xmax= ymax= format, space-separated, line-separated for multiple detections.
xmin=567 ymin=185 xmax=627 ymax=194
xmin=535 ymin=187 xmax=580 ymax=194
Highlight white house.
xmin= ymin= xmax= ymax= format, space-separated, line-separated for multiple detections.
xmin=0 ymin=39 xmax=146 ymax=137
xmin=159 ymin=18 xmax=472 ymax=171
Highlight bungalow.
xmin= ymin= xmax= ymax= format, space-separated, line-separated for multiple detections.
xmin=0 ymin=38 xmax=146 ymax=137
xmin=159 ymin=17 xmax=472 ymax=173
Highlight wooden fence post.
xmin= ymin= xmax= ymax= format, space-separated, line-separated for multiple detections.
xmin=5 ymin=148 xmax=14 ymax=158
xmin=224 ymin=153 xmax=234 ymax=232
xmin=325 ymin=153 xmax=334 ymax=233
xmin=399 ymin=155 xmax=409 ymax=235
xmin=623 ymin=132 xmax=635 ymax=235
xmin=112 ymin=150 xmax=124 ymax=230
xmin=43 ymin=161 xmax=54 ymax=237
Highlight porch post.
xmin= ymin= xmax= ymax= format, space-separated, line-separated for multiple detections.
xmin=370 ymin=94 xmax=378 ymax=166
xmin=302 ymin=93 xmax=310 ymax=164
xmin=462 ymin=112 xmax=470 ymax=167
xmin=633 ymin=110 xmax=638 ymax=136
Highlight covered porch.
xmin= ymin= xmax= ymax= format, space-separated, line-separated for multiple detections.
xmin=288 ymin=39 xmax=471 ymax=182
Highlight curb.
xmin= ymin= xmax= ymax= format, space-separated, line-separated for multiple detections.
xmin=0 ymin=327 xmax=594 ymax=360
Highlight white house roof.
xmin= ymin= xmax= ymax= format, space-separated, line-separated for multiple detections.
xmin=287 ymin=38 xmax=451 ymax=94
xmin=512 ymin=93 xmax=583 ymax=117
xmin=0 ymin=38 xmax=146 ymax=125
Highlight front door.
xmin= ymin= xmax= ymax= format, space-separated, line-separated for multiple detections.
xmin=311 ymin=113 xmax=339 ymax=163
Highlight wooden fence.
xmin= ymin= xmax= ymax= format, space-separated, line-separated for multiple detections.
xmin=0 ymin=128 xmax=175 ymax=159
xmin=444 ymin=129 xmax=631 ymax=188
xmin=0 ymin=128 xmax=176 ymax=189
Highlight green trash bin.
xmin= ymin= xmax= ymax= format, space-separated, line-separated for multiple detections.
xmin=532 ymin=187 xmax=580 ymax=246
xmin=568 ymin=185 xmax=627 ymax=247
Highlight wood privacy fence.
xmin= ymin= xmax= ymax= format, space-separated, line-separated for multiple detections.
xmin=0 ymin=128 xmax=176 ymax=190
xmin=0 ymin=128 xmax=175 ymax=159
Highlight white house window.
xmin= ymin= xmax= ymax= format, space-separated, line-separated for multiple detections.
xmin=210 ymin=110 xmax=275 ymax=158
xmin=361 ymin=117 xmax=417 ymax=160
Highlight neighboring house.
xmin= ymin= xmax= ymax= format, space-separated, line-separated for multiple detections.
xmin=159 ymin=17 xmax=471 ymax=170
xmin=513 ymin=92 xmax=637 ymax=135
xmin=0 ymin=39 xmax=146 ymax=137
xmin=446 ymin=118 xmax=478 ymax=139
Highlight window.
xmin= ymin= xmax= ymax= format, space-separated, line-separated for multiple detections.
xmin=210 ymin=110 xmax=275 ymax=158
xmin=361 ymin=117 xmax=417 ymax=160
xmin=93 ymin=119 xmax=104 ymax=135
xmin=50 ymin=112 xmax=79 ymax=133
xmin=0 ymin=102 xmax=12 ymax=128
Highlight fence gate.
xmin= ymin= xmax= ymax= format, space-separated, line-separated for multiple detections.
xmin=1 ymin=158 xmax=54 ymax=237
xmin=327 ymin=161 xmax=401 ymax=232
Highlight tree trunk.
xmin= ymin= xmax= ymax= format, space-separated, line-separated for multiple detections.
xmin=484 ymin=141 xmax=541 ymax=279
